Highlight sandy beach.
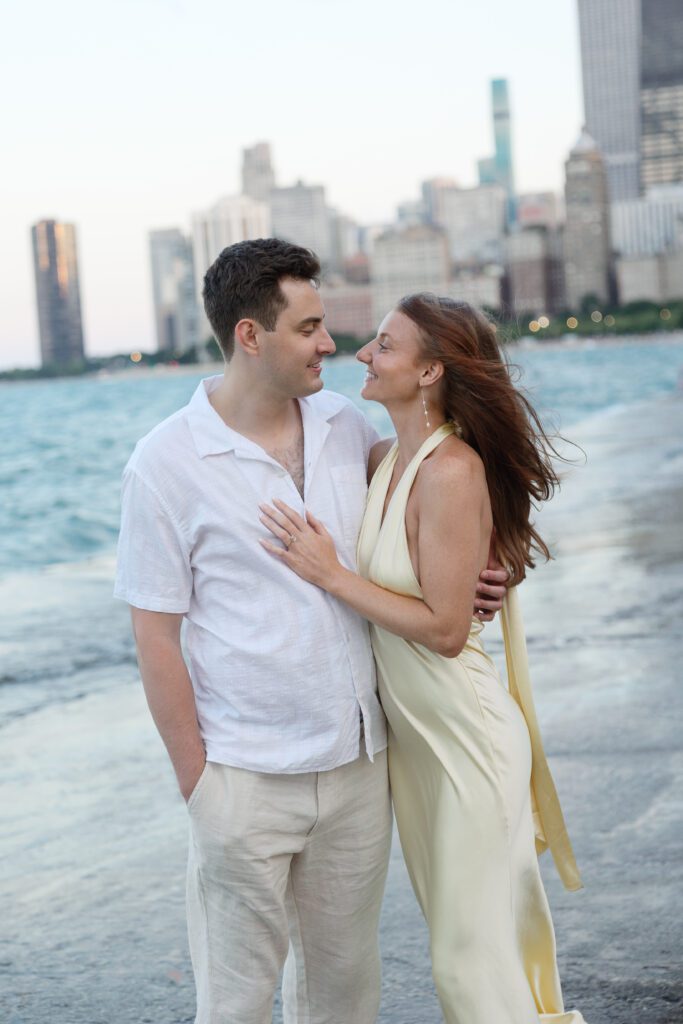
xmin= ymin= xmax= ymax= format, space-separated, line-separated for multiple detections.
xmin=2 ymin=392 xmax=682 ymax=1024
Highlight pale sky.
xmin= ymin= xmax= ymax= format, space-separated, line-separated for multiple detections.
xmin=0 ymin=0 xmax=583 ymax=369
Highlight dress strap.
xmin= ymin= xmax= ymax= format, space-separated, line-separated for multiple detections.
xmin=501 ymin=587 xmax=583 ymax=892
xmin=390 ymin=424 xmax=456 ymax=505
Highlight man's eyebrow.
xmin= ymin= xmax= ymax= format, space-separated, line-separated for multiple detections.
xmin=295 ymin=315 xmax=325 ymax=328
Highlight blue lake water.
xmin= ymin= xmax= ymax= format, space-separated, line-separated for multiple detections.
xmin=1 ymin=334 xmax=682 ymax=720
xmin=2 ymin=335 xmax=682 ymax=574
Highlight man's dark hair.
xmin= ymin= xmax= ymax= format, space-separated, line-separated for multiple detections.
xmin=202 ymin=238 xmax=321 ymax=359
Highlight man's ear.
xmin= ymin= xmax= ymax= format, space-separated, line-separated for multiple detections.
xmin=234 ymin=318 xmax=260 ymax=356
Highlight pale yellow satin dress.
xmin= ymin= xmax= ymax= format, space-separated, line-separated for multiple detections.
xmin=357 ymin=424 xmax=585 ymax=1024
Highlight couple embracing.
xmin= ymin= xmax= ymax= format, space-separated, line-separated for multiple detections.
xmin=115 ymin=238 xmax=586 ymax=1023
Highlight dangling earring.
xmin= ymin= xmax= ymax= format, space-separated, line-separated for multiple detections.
xmin=421 ymin=386 xmax=431 ymax=430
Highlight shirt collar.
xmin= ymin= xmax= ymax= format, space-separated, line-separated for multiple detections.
xmin=186 ymin=375 xmax=348 ymax=459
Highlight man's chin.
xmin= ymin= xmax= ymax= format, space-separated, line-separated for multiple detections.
xmin=300 ymin=374 xmax=325 ymax=396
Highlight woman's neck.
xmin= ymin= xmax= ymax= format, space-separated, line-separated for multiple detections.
xmin=387 ymin=402 xmax=448 ymax=472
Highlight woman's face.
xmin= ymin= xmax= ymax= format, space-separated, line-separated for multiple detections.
xmin=356 ymin=310 xmax=428 ymax=406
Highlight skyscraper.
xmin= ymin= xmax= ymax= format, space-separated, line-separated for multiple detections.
xmin=577 ymin=0 xmax=642 ymax=201
xmin=505 ymin=228 xmax=566 ymax=316
xmin=478 ymin=79 xmax=516 ymax=226
xmin=31 ymin=219 xmax=85 ymax=368
xmin=370 ymin=225 xmax=450 ymax=325
xmin=367 ymin=225 xmax=498 ymax=320
xmin=327 ymin=209 xmax=361 ymax=272
xmin=640 ymin=0 xmax=683 ymax=189
xmin=441 ymin=184 xmax=507 ymax=264
xmin=191 ymin=193 xmax=271 ymax=338
xmin=421 ymin=178 xmax=459 ymax=225
xmin=270 ymin=181 xmax=333 ymax=266
xmin=578 ymin=0 xmax=683 ymax=199
xmin=611 ymin=184 xmax=683 ymax=256
xmin=241 ymin=142 xmax=276 ymax=203
xmin=563 ymin=130 xmax=612 ymax=309
xmin=149 ymin=229 xmax=199 ymax=354
xmin=422 ymin=178 xmax=506 ymax=264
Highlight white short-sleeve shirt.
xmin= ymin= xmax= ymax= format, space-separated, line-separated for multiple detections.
xmin=114 ymin=376 xmax=387 ymax=773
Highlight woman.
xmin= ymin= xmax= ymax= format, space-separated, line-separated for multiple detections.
xmin=260 ymin=293 xmax=585 ymax=1023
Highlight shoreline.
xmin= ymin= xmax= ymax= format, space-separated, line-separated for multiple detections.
xmin=512 ymin=327 xmax=683 ymax=351
xmin=2 ymin=329 xmax=682 ymax=383
xmin=1 ymin=394 xmax=682 ymax=1023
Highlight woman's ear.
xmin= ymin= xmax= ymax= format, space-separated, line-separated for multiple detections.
xmin=421 ymin=361 xmax=444 ymax=386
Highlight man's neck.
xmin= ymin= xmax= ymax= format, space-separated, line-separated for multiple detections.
xmin=209 ymin=368 xmax=299 ymax=446
xmin=210 ymin=368 xmax=307 ymax=497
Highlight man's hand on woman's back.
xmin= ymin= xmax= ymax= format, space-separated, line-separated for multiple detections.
xmin=474 ymin=559 xmax=509 ymax=621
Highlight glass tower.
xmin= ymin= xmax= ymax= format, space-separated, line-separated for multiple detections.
xmin=577 ymin=0 xmax=642 ymax=200
xmin=478 ymin=79 xmax=517 ymax=226
xmin=578 ymin=0 xmax=683 ymax=199
xmin=31 ymin=219 xmax=85 ymax=368
xmin=640 ymin=0 xmax=683 ymax=189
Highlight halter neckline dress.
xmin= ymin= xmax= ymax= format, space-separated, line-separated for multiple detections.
xmin=357 ymin=423 xmax=584 ymax=1024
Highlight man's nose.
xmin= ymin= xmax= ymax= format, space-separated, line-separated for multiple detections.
xmin=319 ymin=328 xmax=336 ymax=354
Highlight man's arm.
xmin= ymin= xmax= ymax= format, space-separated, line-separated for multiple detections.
xmin=131 ymin=607 xmax=205 ymax=801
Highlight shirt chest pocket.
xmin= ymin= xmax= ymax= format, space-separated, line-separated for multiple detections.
xmin=327 ymin=464 xmax=368 ymax=557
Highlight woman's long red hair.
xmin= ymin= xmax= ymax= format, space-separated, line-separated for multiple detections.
xmin=398 ymin=293 xmax=561 ymax=586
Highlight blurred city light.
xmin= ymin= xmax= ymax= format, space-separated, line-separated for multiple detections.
xmin=566 ymin=317 xmax=578 ymax=329
xmin=591 ymin=310 xmax=603 ymax=323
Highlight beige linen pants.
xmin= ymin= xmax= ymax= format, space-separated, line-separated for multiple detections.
xmin=186 ymin=749 xmax=392 ymax=1024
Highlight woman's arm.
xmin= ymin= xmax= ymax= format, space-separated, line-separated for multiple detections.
xmin=369 ymin=438 xmax=506 ymax=619
xmin=260 ymin=453 xmax=490 ymax=659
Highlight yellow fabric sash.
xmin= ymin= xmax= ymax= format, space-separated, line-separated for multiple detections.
xmin=501 ymin=586 xmax=583 ymax=892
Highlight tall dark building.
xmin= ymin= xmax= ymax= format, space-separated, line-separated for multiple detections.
xmin=577 ymin=0 xmax=641 ymax=201
xmin=640 ymin=0 xmax=683 ymax=189
xmin=31 ymin=219 xmax=85 ymax=367
xmin=577 ymin=0 xmax=683 ymax=200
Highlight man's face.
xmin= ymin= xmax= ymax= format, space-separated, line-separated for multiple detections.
xmin=257 ymin=278 xmax=336 ymax=398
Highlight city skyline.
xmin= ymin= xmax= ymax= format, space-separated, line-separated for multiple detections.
xmin=2 ymin=0 xmax=583 ymax=369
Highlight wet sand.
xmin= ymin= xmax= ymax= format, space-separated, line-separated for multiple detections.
xmin=1 ymin=395 xmax=682 ymax=1024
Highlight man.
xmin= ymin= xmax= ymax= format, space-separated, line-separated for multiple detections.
xmin=115 ymin=238 xmax=506 ymax=1024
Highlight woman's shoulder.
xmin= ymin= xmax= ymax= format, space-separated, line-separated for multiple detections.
xmin=419 ymin=435 xmax=486 ymax=492
xmin=368 ymin=438 xmax=395 ymax=482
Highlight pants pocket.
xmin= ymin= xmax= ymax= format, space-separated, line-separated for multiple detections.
xmin=186 ymin=760 xmax=210 ymax=812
